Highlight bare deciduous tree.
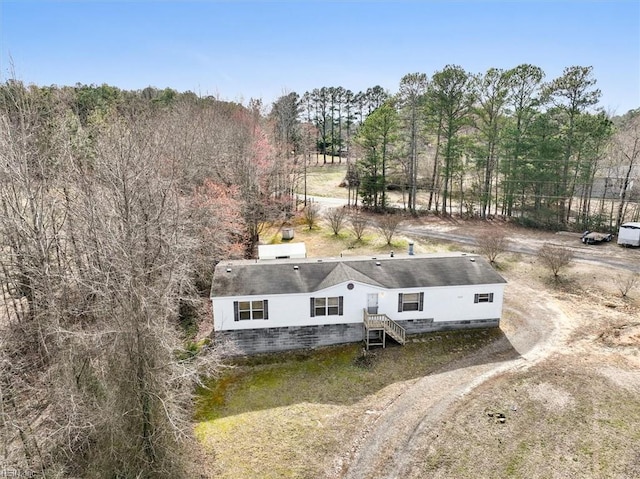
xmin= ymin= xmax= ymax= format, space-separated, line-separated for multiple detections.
xmin=0 ymin=84 xmax=232 ymax=477
xmin=537 ymin=243 xmax=574 ymax=280
xmin=476 ymin=229 xmax=509 ymax=264
xmin=377 ymin=213 xmax=404 ymax=245
xmin=303 ymin=203 xmax=320 ymax=230
xmin=324 ymin=207 xmax=347 ymax=235
xmin=189 ymin=179 xmax=246 ymax=291
xmin=350 ymin=211 xmax=369 ymax=241
xmin=611 ymin=114 xmax=640 ymax=227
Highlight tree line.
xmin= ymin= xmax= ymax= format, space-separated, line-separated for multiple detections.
xmin=282 ymin=65 xmax=639 ymax=230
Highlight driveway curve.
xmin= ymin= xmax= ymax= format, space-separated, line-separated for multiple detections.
xmin=310 ymin=198 xmax=637 ymax=477
xmin=334 ymin=217 xmax=635 ymax=479
xmin=337 ymin=284 xmax=570 ymax=479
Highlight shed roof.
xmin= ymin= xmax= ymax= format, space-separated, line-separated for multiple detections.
xmin=211 ymin=253 xmax=506 ymax=297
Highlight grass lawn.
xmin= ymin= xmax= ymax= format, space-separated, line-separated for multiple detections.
xmin=194 ymin=329 xmax=504 ymax=479
xmin=302 ymin=164 xmax=348 ymax=198
xmin=420 ymin=356 xmax=640 ymax=479
xmin=260 ymin=211 xmax=455 ymax=259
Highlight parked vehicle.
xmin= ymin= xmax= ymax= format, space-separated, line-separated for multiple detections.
xmin=581 ymin=231 xmax=613 ymax=244
xmin=617 ymin=222 xmax=640 ymax=247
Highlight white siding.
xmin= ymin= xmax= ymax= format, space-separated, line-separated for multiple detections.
xmin=213 ymin=281 xmax=505 ymax=331
xmin=617 ymin=222 xmax=640 ymax=246
xmin=258 ymin=243 xmax=307 ymax=259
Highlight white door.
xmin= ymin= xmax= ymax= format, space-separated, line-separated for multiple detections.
xmin=367 ymin=293 xmax=379 ymax=314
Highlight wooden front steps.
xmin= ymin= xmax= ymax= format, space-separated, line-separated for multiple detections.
xmin=363 ymin=310 xmax=406 ymax=350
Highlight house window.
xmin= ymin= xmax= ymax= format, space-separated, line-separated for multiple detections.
xmin=398 ymin=292 xmax=424 ymax=312
xmin=310 ymin=296 xmax=343 ymax=317
xmin=234 ymin=300 xmax=269 ymax=321
xmin=474 ymin=293 xmax=494 ymax=303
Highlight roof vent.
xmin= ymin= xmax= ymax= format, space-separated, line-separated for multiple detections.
xmin=317 ymin=259 xmax=323 ymax=263
xmin=470 ymin=258 xmax=476 ymax=262
xmin=293 ymin=265 xmax=299 ymax=270
xmin=372 ymin=257 xmax=377 ymax=260
xmin=226 ymin=267 xmax=232 ymax=273
xmin=376 ymin=261 xmax=381 ymax=266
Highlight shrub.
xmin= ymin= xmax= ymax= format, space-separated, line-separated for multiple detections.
xmin=324 ymin=207 xmax=347 ymax=235
xmin=537 ymin=243 xmax=574 ymax=280
xmin=476 ymin=229 xmax=509 ymax=264
xmin=303 ymin=203 xmax=320 ymax=230
xmin=377 ymin=213 xmax=404 ymax=245
xmin=350 ymin=211 xmax=369 ymax=241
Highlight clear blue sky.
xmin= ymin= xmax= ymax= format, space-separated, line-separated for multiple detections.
xmin=1 ymin=0 xmax=639 ymax=114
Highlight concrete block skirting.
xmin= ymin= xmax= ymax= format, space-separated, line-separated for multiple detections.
xmin=398 ymin=317 xmax=500 ymax=335
xmin=214 ymin=317 xmax=500 ymax=355
xmin=215 ymin=323 xmax=364 ymax=356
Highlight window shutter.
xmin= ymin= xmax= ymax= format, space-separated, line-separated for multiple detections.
xmin=419 ymin=292 xmax=424 ymax=311
xmin=233 ymin=301 xmax=239 ymax=321
xmin=474 ymin=294 xmax=479 ymax=304
xmin=263 ymin=300 xmax=269 ymax=320
xmin=398 ymin=293 xmax=403 ymax=312
xmin=338 ymin=296 xmax=344 ymax=316
xmin=489 ymin=293 xmax=494 ymax=302
xmin=310 ymin=298 xmax=315 ymax=317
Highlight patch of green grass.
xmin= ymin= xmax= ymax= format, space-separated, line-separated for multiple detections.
xmin=504 ymin=441 xmax=531 ymax=477
xmin=325 ymin=229 xmax=351 ymax=241
xmin=195 ymin=344 xmax=360 ymax=420
xmin=194 ymin=329 xmax=505 ymax=478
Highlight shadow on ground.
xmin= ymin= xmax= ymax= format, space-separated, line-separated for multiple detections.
xmin=195 ymin=327 xmax=521 ymax=421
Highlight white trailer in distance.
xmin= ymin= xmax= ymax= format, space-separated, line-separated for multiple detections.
xmin=617 ymin=222 xmax=640 ymax=247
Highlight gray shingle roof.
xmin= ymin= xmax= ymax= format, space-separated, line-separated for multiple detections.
xmin=211 ymin=253 xmax=506 ymax=297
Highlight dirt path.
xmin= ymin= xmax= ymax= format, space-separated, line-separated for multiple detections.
xmin=338 ymin=280 xmax=575 ymax=479
xmin=400 ymin=222 xmax=640 ymax=273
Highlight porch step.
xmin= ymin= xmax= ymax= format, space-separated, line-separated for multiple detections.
xmin=363 ymin=309 xmax=406 ymax=350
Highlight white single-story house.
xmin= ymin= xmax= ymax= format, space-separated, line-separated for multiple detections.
xmin=257 ymin=242 xmax=307 ymax=260
xmin=210 ymin=253 xmax=507 ymax=355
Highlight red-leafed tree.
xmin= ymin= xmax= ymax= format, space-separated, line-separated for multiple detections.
xmin=189 ymin=179 xmax=246 ymax=291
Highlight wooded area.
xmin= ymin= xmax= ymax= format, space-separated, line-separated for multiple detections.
xmin=298 ymin=66 xmax=639 ymax=229
xmin=0 ymin=62 xmax=638 ymax=477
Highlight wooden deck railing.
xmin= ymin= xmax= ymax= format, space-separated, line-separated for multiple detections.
xmin=363 ymin=309 xmax=406 ymax=347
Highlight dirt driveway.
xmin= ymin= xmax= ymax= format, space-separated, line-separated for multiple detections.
xmin=399 ymin=217 xmax=640 ymax=273
xmin=335 ymin=220 xmax=640 ymax=479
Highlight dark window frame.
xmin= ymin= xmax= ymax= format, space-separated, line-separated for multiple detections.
xmin=398 ymin=292 xmax=424 ymax=312
xmin=234 ymin=299 xmax=269 ymax=321
xmin=474 ymin=293 xmax=494 ymax=303
xmin=310 ymin=296 xmax=344 ymax=317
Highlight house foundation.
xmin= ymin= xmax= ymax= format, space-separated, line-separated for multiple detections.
xmin=214 ymin=317 xmax=500 ymax=355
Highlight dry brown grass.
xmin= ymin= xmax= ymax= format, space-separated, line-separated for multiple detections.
xmin=420 ymin=356 xmax=640 ymax=479
xmin=260 ymin=213 xmax=435 ymax=258
xmin=303 ymin=164 xmax=348 ymax=198
xmin=300 ymin=163 xmax=428 ymax=208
